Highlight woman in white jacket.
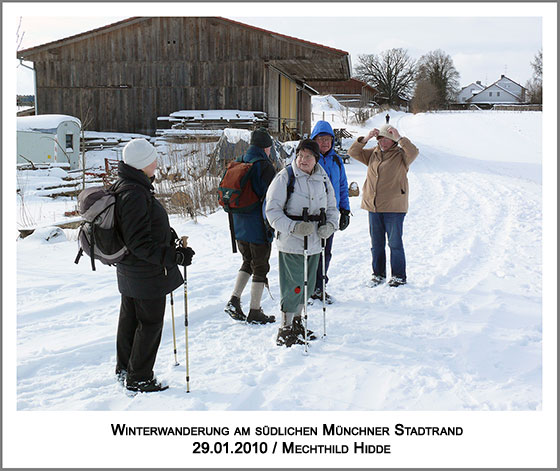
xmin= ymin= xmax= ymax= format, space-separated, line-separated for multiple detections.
xmin=265 ymin=139 xmax=339 ymax=347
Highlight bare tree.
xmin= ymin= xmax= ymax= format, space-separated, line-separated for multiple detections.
xmin=355 ymin=48 xmax=416 ymax=106
xmin=526 ymin=50 xmax=542 ymax=104
xmin=16 ymin=17 xmax=25 ymax=51
xmin=411 ymin=80 xmax=440 ymax=113
xmin=415 ymin=49 xmax=460 ymax=108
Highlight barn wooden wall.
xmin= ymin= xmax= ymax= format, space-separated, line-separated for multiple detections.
xmin=28 ymin=17 xmax=343 ymax=135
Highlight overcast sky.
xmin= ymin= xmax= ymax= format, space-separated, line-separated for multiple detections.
xmin=13 ymin=7 xmax=544 ymax=95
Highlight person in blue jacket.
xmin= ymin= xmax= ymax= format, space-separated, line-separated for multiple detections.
xmin=225 ymin=128 xmax=277 ymax=324
xmin=309 ymin=120 xmax=351 ymax=304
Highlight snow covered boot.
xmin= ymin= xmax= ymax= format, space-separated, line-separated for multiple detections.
xmin=225 ymin=296 xmax=246 ymax=321
xmin=126 ymin=377 xmax=169 ymax=393
xmin=247 ymin=308 xmax=275 ymax=325
xmin=310 ymin=287 xmax=333 ymax=304
xmin=276 ymin=325 xmax=303 ymax=347
xmin=293 ymin=316 xmax=317 ymax=341
xmin=369 ymin=275 xmax=386 ymax=287
xmin=388 ymin=276 xmax=406 ymax=287
xmin=115 ymin=368 xmax=127 ymax=386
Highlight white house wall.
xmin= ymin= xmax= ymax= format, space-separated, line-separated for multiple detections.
xmin=496 ymin=76 xmax=524 ymax=98
xmin=469 ymin=84 xmax=520 ymax=104
xmin=457 ymin=83 xmax=484 ymax=103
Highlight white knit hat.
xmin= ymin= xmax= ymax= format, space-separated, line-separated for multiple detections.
xmin=378 ymin=124 xmax=398 ymax=142
xmin=123 ymin=138 xmax=158 ymax=169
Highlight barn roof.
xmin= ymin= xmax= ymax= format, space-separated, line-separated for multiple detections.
xmin=17 ymin=16 xmax=351 ymax=82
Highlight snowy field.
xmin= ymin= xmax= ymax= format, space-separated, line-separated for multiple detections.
xmin=13 ymin=106 xmax=545 ymax=412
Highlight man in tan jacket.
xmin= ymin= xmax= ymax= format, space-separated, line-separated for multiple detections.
xmin=347 ymin=124 xmax=419 ymax=287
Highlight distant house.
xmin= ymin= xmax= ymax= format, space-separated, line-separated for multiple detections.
xmin=308 ymin=78 xmax=378 ymax=107
xmin=16 ymin=17 xmax=351 ymax=136
xmin=17 ymin=115 xmax=82 ymax=169
xmin=467 ymin=75 xmax=527 ymax=105
xmin=456 ymin=81 xmax=485 ymax=103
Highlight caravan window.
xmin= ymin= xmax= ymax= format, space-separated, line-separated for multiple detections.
xmin=66 ymin=134 xmax=73 ymax=151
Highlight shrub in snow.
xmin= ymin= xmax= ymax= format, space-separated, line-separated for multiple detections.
xmin=25 ymin=226 xmax=67 ymax=244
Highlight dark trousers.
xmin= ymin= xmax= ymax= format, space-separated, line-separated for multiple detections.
xmin=237 ymin=240 xmax=272 ymax=284
xmin=314 ymin=234 xmax=334 ymax=291
xmin=368 ymin=212 xmax=406 ymax=280
xmin=116 ymin=295 xmax=166 ymax=383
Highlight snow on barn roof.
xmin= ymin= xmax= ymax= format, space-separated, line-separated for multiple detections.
xmin=17 ymin=114 xmax=81 ymax=133
xmin=167 ymin=110 xmax=267 ymax=121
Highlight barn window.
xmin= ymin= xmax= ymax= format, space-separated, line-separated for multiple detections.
xmin=66 ymin=134 xmax=73 ymax=151
xmin=489 ymin=92 xmax=493 ymax=97
xmin=497 ymin=92 xmax=500 ymax=97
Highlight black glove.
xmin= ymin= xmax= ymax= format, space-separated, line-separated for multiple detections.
xmin=170 ymin=228 xmax=180 ymax=245
xmin=339 ymin=209 xmax=351 ymax=231
xmin=175 ymin=246 xmax=195 ymax=266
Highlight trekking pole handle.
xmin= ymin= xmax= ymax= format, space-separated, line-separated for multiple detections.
xmin=302 ymin=207 xmax=309 ymax=222
xmin=319 ymin=207 xmax=326 ymax=226
xmin=302 ymin=207 xmax=309 ymax=252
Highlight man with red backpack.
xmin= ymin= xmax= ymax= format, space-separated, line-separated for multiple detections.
xmin=224 ymin=128 xmax=277 ymax=325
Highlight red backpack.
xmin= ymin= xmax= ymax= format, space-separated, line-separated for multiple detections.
xmin=217 ymin=159 xmax=261 ymax=213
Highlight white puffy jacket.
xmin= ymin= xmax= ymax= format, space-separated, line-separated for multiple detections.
xmin=265 ymin=160 xmax=339 ymax=255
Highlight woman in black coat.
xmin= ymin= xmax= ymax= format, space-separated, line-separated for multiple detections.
xmin=113 ymin=138 xmax=194 ymax=393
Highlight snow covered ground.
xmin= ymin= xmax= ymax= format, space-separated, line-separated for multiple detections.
xmin=12 ymin=105 xmax=546 ymax=413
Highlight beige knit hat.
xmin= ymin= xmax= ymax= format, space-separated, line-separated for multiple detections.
xmin=123 ymin=138 xmax=158 ymax=169
xmin=377 ymin=124 xmax=398 ymax=142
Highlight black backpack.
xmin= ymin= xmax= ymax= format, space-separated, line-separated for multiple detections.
xmin=74 ymin=183 xmax=149 ymax=271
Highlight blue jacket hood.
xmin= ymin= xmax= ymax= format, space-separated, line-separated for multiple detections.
xmin=310 ymin=120 xmax=335 ymax=140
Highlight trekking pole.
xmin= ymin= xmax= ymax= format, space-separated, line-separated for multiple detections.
xmin=228 ymin=213 xmax=237 ymax=253
xmin=302 ymin=207 xmax=309 ymax=354
xmin=181 ymin=236 xmax=191 ymax=393
xmin=170 ymin=291 xmax=179 ymax=366
xmin=319 ymin=208 xmax=327 ymax=339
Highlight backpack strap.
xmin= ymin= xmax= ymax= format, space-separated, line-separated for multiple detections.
xmin=333 ymin=154 xmax=342 ymax=170
xmin=112 ymin=182 xmax=153 ymax=245
xmin=283 ymin=165 xmax=328 ymax=211
xmin=283 ymin=165 xmax=296 ymax=211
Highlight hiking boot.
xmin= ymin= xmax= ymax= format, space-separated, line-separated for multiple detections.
xmin=247 ymin=308 xmax=276 ymax=325
xmin=225 ymin=296 xmax=246 ymax=321
xmin=369 ymin=275 xmax=386 ymax=287
xmin=388 ymin=276 xmax=406 ymax=287
xmin=310 ymin=287 xmax=333 ymax=304
xmin=276 ymin=326 xmax=304 ymax=347
xmin=126 ymin=378 xmax=169 ymax=393
xmin=292 ymin=316 xmax=317 ymax=341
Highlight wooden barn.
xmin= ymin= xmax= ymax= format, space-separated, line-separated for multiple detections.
xmin=309 ymin=78 xmax=378 ymax=107
xmin=17 ymin=17 xmax=351 ymax=137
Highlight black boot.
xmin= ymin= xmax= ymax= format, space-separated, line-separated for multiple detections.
xmin=292 ymin=316 xmax=317 ymax=341
xmin=225 ymin=296 xmax=246 ymax=321
xmin=247 ymin=308 xmax=275 ymax=325
xmin=369 ymin=274 xmax=386 ymax=287
xmin=276 ymin=325 xmax=303 ymax=347
xmin=126 ymin=378 xmax=169 ymax=393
